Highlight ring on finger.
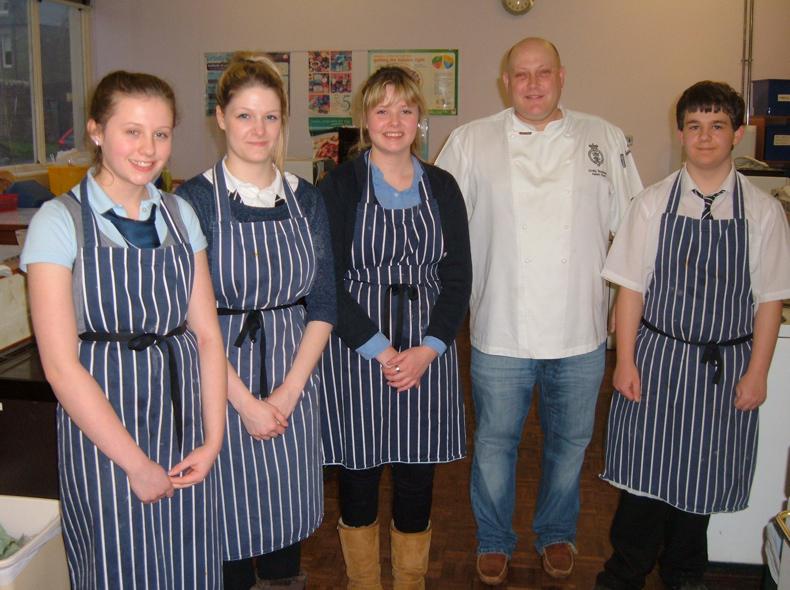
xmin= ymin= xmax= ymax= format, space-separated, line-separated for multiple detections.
xmin=395 ymin=365 xmax=401 ymax=373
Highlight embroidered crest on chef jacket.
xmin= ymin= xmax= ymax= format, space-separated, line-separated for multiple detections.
xmin=586 ymin=143 xmax=608 ymax=178
xmin=587 ymin=143 xmax=604 ymax=167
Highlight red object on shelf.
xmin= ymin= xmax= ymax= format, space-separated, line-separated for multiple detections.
xmin=0 ymin=193 xmax=19 ymax=211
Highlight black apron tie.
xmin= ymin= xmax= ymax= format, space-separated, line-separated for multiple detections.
xmin=640 ymin=318 xmax=752 ymax=384
xmin=218 ymin=300 xmax=305 ymax=397
xmin=382 ymin=284 xmax=419 ymax=351
xmin=79 ymin=323 xmax=188 ymax=448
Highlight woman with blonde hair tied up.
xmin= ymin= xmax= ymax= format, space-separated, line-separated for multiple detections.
xmin=319 ymin=66 xmax=472 ymax=588
xmin=178 ymin=52 xmax=336 ymax=589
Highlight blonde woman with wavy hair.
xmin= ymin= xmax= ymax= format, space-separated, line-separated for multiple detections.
xmin=319 ymin=66 xmax=472 ymax=589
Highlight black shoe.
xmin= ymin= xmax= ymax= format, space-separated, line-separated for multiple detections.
xmin=666 ymin=582 xmax=707 ymax=590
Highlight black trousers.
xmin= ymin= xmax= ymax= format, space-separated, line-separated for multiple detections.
xmin=596 ymin=491 xmax=710 ymax=590
xmin=339 ymin=463 xmax=435 ymax=533
xmin=222 ymin=542 xmax=301 ymax=589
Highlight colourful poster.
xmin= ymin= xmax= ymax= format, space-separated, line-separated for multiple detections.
xmin=368 ymin=50 xmax=458 ymax=115
xmin=308 ymin=50 xmax=353 ymax=116
xmin=308 ymin=116 xmax=353 ymax=163
xmin=205 ymin=52 xmax=290 ymax=115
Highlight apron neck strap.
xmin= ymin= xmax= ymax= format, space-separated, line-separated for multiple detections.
xmin=158 ymin=193 xmax=188 ymax=245
xmin=364 ymin=151 xmax=377 ymax=205
xmin=667 ymin=169 xmax=745 ymax=220
xmin=77 ymin=175 xmax=102 ymax=248
xmin=212 ymin=160 xmax=232 ymax=222
xmin=281 ymin=173 xmax=304 ymax=218
xmin=666 ymin=171 xmax=683 ymax=215
xmin=416 ymin=164 xmax=430 ymax=203
xmin=732 ymin=173 xmax=745 ymax=220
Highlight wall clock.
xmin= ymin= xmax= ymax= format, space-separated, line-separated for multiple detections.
xmin=502 ymin=0 xmax=535 ymax=15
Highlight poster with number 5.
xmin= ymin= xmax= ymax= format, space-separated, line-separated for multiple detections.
xmin=308 ymin=50 xmax=353 ymax=116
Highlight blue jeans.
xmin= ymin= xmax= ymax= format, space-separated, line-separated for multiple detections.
xmin=470 ymin=344 xmax=605 ymax=556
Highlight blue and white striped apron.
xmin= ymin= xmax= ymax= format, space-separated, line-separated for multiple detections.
xmin=320 ymin=155 xmax=466 ymax=469
xmin=58 ymin=178 xmax=221 ymax=589
xmin=208 ymin=162 xmax=322 ymax=560
xmin=602 ymin=172 xmax=757 ymax=514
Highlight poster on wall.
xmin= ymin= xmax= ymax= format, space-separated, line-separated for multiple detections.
xmin=205 ymin=52 xmax=291 ymax=115
xmin=368 ymin=50 xmax=458 ymax=116
xmin=308 ymin=50 xmax=353 ymax=117
xmin=308 ymin=116 xmax=353 ymax=163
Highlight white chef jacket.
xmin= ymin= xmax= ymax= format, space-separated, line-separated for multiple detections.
xmin=436 ymin=107 xmax=643 ymax=359
xmin=603 ymin=166 xmax=790 ymax=303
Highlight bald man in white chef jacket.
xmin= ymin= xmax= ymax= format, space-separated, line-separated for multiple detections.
xmin=436 ymin=37 xmax=643 ymax=585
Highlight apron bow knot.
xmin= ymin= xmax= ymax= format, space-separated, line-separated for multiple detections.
xmin=700 ymin=342 xmax=723 ymax=384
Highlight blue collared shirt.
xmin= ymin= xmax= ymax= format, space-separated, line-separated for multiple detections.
xmin=20 ymin=171 xmax=206 ymax=270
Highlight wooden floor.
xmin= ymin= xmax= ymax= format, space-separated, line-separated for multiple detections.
xmin=301 ymin=325 xmax=764 ymax=589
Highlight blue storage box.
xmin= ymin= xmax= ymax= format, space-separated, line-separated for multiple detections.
xmin=763 ymin=121 xmax=790 ymax=163
xmin=753 ymin=116 xmax=790 ymax=165
xmin=752 ymin=79 xmax=790 ymax=116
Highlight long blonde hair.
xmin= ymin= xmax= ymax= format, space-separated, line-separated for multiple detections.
xmin=215 ymin=51 xmax=289 ymax=170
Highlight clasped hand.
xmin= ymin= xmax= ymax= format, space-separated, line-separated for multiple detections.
xmin=239 ymin=395 xmax=289 ymax=441
xmin=380 ymin=345 xmax=438 ymax=392
xmin=127 ymin=442 xmax=221 ymax=503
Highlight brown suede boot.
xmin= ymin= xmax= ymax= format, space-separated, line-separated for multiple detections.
xmin=390 ymin=521 xmax=432 ymax=590
xmin=337 ymin=518 xmax=383 ymax=590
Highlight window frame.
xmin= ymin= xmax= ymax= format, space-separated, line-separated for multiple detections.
xmin=1 ymin=0 xmax=92 ymax=174
xmin=1 ymin=32 xmax=12 ymax=68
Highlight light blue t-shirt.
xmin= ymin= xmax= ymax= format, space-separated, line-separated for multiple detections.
xmin=356 ymin=156 xmax=446 ymax=360
xmin=20 ymin=172 xmax=207 ymax=271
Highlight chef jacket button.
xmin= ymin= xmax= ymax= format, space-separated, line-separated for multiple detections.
xmin=561 ymin=258 xmax=567 ymax=263
xmin=522 ymin=224 xmax=527 ymax=230
xmin=563 ymin=224 xmax=569 ymax=230
xmin=524 ymin=258 xmax=531 ymax=263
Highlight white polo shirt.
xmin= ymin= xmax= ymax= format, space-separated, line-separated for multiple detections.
xmin=436 ymin=108 xmax=643 ymax=359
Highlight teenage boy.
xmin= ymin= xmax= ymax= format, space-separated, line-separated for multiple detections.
xmin=595 ymin=81 xmax=790 ymax=590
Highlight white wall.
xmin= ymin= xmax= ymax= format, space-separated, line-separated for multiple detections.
xmin=91 ymin=0 xmax=790 ymax=186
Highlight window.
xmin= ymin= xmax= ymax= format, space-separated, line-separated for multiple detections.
xmin=1 ymin=34 xmax=11 ymax=68
xmin=0 ymin=0 xmax=90 ymax=167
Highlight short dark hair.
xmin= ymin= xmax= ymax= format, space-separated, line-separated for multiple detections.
xmin=676 ymin=81 xmax=744 ymax=130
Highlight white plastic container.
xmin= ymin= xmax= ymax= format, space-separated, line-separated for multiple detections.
xmin=0 ymin=496 xmax=68 ymax=590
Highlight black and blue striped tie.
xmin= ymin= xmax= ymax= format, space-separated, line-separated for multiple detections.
xmin=692 ymin=188 xmax=724 ymax=221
